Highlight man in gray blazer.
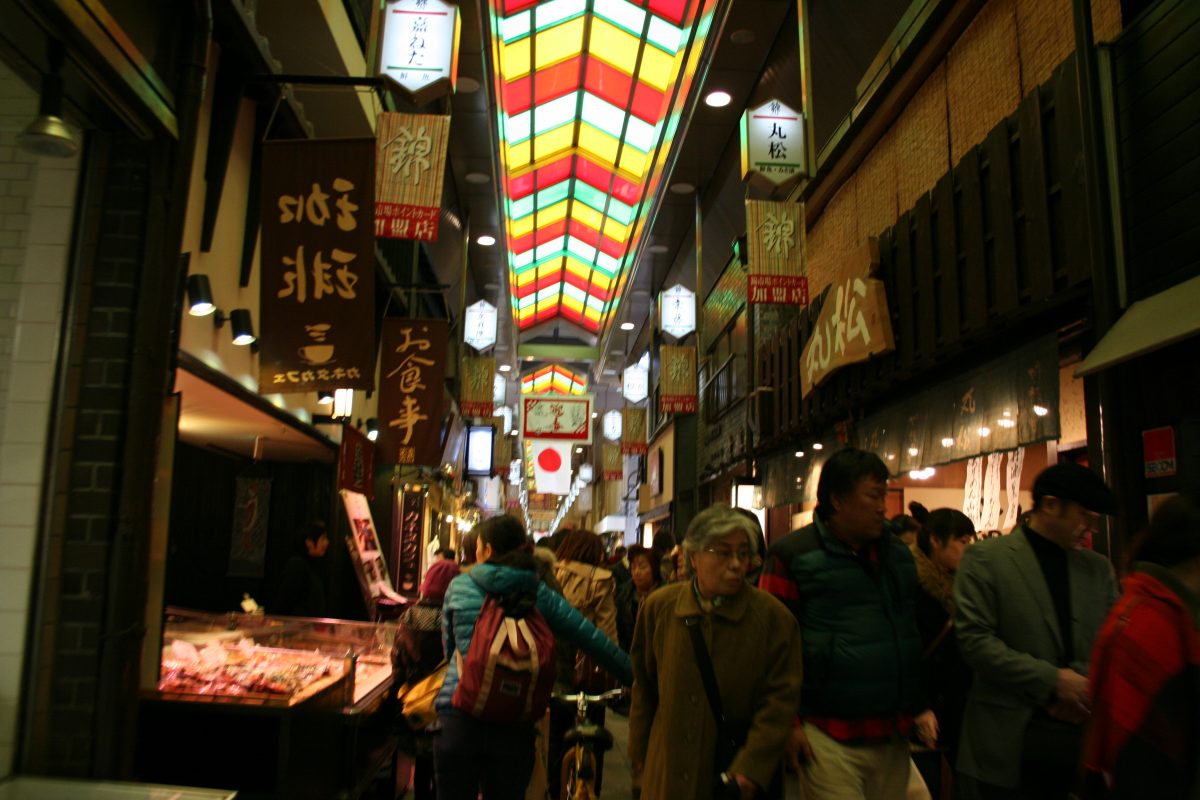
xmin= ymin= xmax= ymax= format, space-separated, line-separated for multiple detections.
xmin=954 ymin=463 xmax=1119 ymax=799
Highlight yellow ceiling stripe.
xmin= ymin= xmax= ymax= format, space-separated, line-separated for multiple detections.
xmin=534 ymin=16 xmax=586 ymax=70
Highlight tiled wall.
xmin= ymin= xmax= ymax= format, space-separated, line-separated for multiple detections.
xmin=0 ymin=65 xmax=79 ymax=779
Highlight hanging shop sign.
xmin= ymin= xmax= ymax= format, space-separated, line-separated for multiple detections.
xmin=659 ymin=284 xmax=696 ymax=339
xmin=521 ymin=394 xmax=593 ymax=443
xmin=602 ymin=443 xmax=623 ymax=481
xmin=463 ymin=299 xmax=498 ymax=351
xmin=460 ymin=355 xmax=496 ymax=418
xmin=375 ymin=112 xmax=450 ymax=241
xmin=602 ymin=409 xmax=623 ymax=441
xmin=260 ymin=139 xmax=376 ymax=393
xmin=391 ymin=487 xmax=427 ymax=596
xmin=659 ymin=344 xmax=697 ymax=414
xmin=228 ymin=477 xmax=270 ymax=578
xmin=378 ymin=318 xmax=449 ymax=465
xmin=622 ymin=406 xmax=647 ymax=455
xmin=740 ymin=99 xmax=806 ymax=186
xmin=746 ymin=199 xmax=808 ymax=307
xmin=374 ymin=0 xmax=461 ymax=105
xmin=1143 ymin=427 xmax=1177 ymax=478
xmin=337 ymin=423 xmax=376 ymax=499
xmin=622 ymin=359 xmax=649 ymax=404
xmin=342 ymin=489 xmax=405 ymax=604
xmin=800 ymin=238 xmax=893 ymax=398
xmin=493 ymin=373 xmax=507 ymax=405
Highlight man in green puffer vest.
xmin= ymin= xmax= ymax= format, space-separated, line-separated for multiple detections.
xmin=760 ymin=448 xmax=936 ymax=799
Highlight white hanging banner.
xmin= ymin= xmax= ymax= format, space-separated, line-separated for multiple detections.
xmin=981 ymin=453 xmax=1004 ymax=532
xmin=1003 ymin=448 xmax=1025 ymax=531
xmin=963 ymin=456 xmax=983 ymax=531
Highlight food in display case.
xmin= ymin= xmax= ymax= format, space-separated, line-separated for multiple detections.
xmin=158 ymin=639 xmax=346 ymax=706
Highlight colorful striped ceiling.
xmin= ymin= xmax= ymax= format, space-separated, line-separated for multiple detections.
xmin=488 ymin=0 xmax=717 ymax=334
xmin=520 ymin=364 xmax=588 ymax=394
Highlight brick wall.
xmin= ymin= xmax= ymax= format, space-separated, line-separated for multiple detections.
xmin=805 ymin=0 xmax=1122 ymax=295
xmin=0 ymin=65 xmax=80 ymax=779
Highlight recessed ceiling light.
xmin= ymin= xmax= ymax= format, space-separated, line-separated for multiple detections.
xmin=647 ymin=244 xmax=669 ymax=254
xmin=457 ymin=76 xmax=481 ymax=93
xmin=704 ymin=90 xmax=732 ymax=108
xmin=477 ymin=234 xmax=496 ymax=246
xmin=575 ymin=447 xmax=583 ymax=454
xmin=620 ymin=322 xmax=635 ymax=331
xmin=498 ymin=364 xmax=511 ymax=372
xmin=811 ymin=442 xmax=824 ymax=451
xmin=729 ymin=29 xmax=755 ymax=45
xmin=794 ymin=451 xmax=805 ymax=458
xmin=591 ymin=411 xmax=598 ymax=418
xmin=525 ymin=356 xmax=535 ymax=362
xmin=669 ymin=182 xmax=695 ymax=194
xmin=465 ymin=171 xmax=490 ymax=184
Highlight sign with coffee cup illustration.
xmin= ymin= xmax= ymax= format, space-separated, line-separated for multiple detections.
xmin=260 ymin=138 xmax=376 ymax=392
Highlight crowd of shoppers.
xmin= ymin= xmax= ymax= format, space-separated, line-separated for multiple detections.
xmin=388 ymin=447 xmax=1196 ymax=800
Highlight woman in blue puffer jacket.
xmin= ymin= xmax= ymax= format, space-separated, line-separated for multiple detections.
xmin=434 ymin=514 xmax=633 ymax=800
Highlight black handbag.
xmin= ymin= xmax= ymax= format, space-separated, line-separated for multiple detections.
xmin=685 ymin=617 xmax=756 ymax=796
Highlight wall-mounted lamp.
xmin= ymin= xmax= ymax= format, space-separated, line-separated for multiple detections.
xmin=366 ymin=418 xmax=379 ymax=441
xmin=16 ymin=43 xmax=78 ymax=159
xmin=186 ymin=274 xmax=215 ymax=316
xmin=214 ymin=308 xmax=256 ymax=345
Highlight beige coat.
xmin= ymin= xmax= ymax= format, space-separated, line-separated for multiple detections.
xmin=554 ymin=560 xmax=619 ymax=642
xmin=629 ymin=582 xmax=803 ymax=800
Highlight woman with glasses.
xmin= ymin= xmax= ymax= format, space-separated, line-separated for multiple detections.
xmin=629 ymin=505 xmax=803 ymax=800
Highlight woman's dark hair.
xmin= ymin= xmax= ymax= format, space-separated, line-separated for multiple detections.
xmin=816 ymin=448 xmax=891 ymax=520
xmin=458 ymin=531 xmax=478 ymax=566
xmin=475 ymin=514 xmax=536 ymax=571
xmin=626 ymin=545 xmax=662 ymax=585
xmin=555 ymin=529 xmax=605 ymax=566
xmin=1133 ymin=495 xmax=1200 ymax=568
xmin=909 ymin=502 xmax=975 ymax=556
xmin=891 ymin=513 xmax=921 ymax=536
xmin=651 ymin=531 xmax=675 ymax=555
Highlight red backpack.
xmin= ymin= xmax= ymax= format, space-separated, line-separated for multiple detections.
xmin=451 ymin=587 xmax=556 ymax=722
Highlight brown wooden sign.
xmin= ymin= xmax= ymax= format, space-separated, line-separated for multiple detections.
xmin=660 ymin=344 xmax=697 ymax=414
xmin=337 ymin=423 xmax=376 ymax=499
xmin=602 ymin=443 xmax=622 ymax=481
xmin=375 ymin=113 xmax=451 ymax=241
xmin=746 ymin=199 xmax=808 ymax=307
xmin=260 ymin=139 xmax=376 ymax=392
xmin=378 ymin=318 xmax=448 ymax=465
xmin=621 ymin=407 xmax=647 ymax=455
xmin=460 ymin=355 xmax=495 ymax=418
xmin=800 ymin=238 xmax=894 ymax=398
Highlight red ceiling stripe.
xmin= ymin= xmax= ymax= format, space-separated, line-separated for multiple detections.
xmin=631 ymin=82 xmax=668 ymax=125
xmin=533 ymin=57 xmax=584 ymax=106
xmin=503 ymin=75 xmax=532 ymax=115
xmin=501 ymin=0 xmax=539 ymax=15
xmin=535 ymin=158 xmax=574 ymax=191
xmin=584 ymin=59 xmax=633 ymax=110
xmin=533 ymin=219 xmax=568 ymax=246
xmin=647 ymin=0 xmax=689 ymax=25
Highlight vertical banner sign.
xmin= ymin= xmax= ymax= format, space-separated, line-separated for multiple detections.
xmin=746 ymin=199 xmax=808 ymax=307
xmin=379 ymin=318 xmax=449 ymax=465
xmin=659 ymin=345 xmax=697 ymax=414
xmin=602 ymin=443 xmax=623 ymax=481
xmin=260 ymin=139 xmax=376 ymax=392
xmin=228 ymin=477 xmax=271 ymax=577
xmin=376 ymin=0 xmax=461 ymax=105
xmin=460 ymin=356 xmax=495 ymax=417
xmin=338 ymin=424 xmax=376 ymax=499
xmin=375 ymin=113 xmax=451 ymax=241
xmin=740 ymin=99 xmax=807 ymax=186
xmin=341 ymin=489 xmax=403 ymax=606
xmin=1142 ymin=427 xmax=1177 ymax=478
xmin=621 ymin=407 xmax=647 ymax=455
xmin=393 ymin=489 xmax=426 ymax=596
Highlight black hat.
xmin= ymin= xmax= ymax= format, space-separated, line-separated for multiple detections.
xmin=1032 ymin=463 xmax=1117 ymax=515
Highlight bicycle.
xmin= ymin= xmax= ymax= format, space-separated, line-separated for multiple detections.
xmin=551 ymin=687 xmax=628 ymax=800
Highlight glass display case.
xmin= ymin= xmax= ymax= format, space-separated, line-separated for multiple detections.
xmin=156 ymin=608 xmax=396 ymax=708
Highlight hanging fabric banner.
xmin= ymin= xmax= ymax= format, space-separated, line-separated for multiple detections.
xmin=228 ymin=477 xmax=270 ymax=578
xmin=260 ymin=138 xmax=376 ymax=393
xmin=392 ymin=488 xmax=426 ymax=596
xmin=602 ymin=443 xmax=623 ymax=481
xmin=746 ymin=199 xmax=808 ymax=307
xmin=460 ymin=356 xmax=495 ymax=418
xmin=378 ymin=318 xmax=449 ymax=465
xmin=337 ymin=423 xmax=376 ymax=499
xmin=621 ymin=407 xmax=647 ymax=455
xmin=659 ymin=344 xmax=697 ymax=414
xmin=375 ymin=112 xmax=450 ymax=241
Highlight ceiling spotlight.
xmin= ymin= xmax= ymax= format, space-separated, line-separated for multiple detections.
xmin=186 ymin=274 xmax=215 ymax=317
xmin=1033 ymin=404 xmax=1049 ymax=417
xmin=907 ymin=447 xmax=919 ymax=457
xmin=669 ymin=182 xmax=695 ymax=194
xmin=941 ymin=437 xmax=955 ymax=448
xmin=811 ymin=442 xmax=824 ymax=451
xmin=498 ymin=364 xmax=511 ymax=372
xmin=366 ymin=418 xmax=379 ymax=442
xmin=318 ymin=390 xmax=334 ymax=405
xmin=457 ymin=76 xmax=481 ymax=93
xmin=997 ymin=418 xmax=1016 ymax=429
xmin=591 ymin=411 xmax=598 ymax=418
xmin=215 ymin=308 xmax=257 ymax=346
xmin=887 ymin=453 xmax=896 ymax=461
xmin=794 ymin=451 xmax=805 ymax=458
xmin=465 ymin=171 xmax=490 ymax=184
xmin=575 ymin=447 xmax=583 ymax=454
xmin=620 ymin=322 xmax=635 ymax=331
xmin=477 ymin=234 xmax=496 ymax=246
xmin=729 ymin=28 xmax=756 ymax=45
xmin=704 ymin=90 xmax=732 ymax=108
xmin=509 ymin=429 xmax=518 ymax=436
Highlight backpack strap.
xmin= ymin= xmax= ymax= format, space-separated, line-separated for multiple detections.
xmin=685 ymin=616 xmax=728 ymax=729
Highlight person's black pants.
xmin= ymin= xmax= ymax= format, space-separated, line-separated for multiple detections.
xmin=434 ymin=710 xmax=535 ymax=800
xmin=547 ymin=699 xmax=606 ymax=798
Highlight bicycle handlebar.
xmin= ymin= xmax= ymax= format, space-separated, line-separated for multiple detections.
xmin=551 ymin=687 xmax=628 ymax=703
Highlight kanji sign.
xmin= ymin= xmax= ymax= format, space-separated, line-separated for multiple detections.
xmin=623 ymin=359 xmax=649 ymax=404
xmin=375 ymin=0 xmax=460 ymax=105
xmin=746 ymin=199 xmax=808 ymax=307
xmin=602 ymin=409 xmax=623 ymax=441
xmin=463 ymin=299 xmax=497 ymax=351
xmin=602 ymin=443 xmax=622 ymax=481
xmin=660 ymin=344 xmax=697 ymax=414
xmin=622 ymin=407 xmax=647 ymax=455
xmin=376 ymin=113 xmax=450 ymax=241
xmin=659 ymin=284 xmax=696 ymax=339
xmin=337 ymin=423 xmax=376 ymax=499
xmin=522 ymin=395 xmax=593 ymax=443
xmin=740 ymin=99 xmax=806 ymax=186
xmin=460 ymin=355 xmax=495 ymax=418
xmin=800 ymin=239 xmax=895 ymax=398
xmin=749 ymin=274 xmax=809 ymax=306
xmin=260 ymin=139 xmax=376 ymax=392
xmin=391 ymin=488 xmax=426 ymax=596
xmin=378 ymin=319 xmax=449 ymax=465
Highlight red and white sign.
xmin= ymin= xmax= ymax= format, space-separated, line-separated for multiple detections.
xmin=749 ymin=274 xmax=808 ymax=306
xmin=531 ymin=440 xmax=573 ymax=496
xmin=1143 ymin=427 xmax=1177 ymax=478
xmin=521 ymin=394 xmax=593 ymax=442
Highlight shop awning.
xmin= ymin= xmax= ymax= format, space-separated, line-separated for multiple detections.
xmin=1075 ymin=274 xmax=1200 ymax=377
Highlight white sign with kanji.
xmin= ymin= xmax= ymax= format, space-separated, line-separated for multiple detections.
xmin=377 ymin=0 xmax=460 ymax=104
xmin=659 ymin=284 xmax=696 ymax=339
xmin=740 ymin=99 xmax=806 ymax=186
xmin=521 ymin=394 xmax=593 ymax=443
xmin=464 ymin=299 xmax=497 ymax=351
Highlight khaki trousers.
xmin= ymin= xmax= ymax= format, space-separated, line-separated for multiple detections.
xmin=799 ymin=723 xmax=912 ymax=800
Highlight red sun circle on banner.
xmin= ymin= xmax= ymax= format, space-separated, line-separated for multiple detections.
xmin=537 ymin=448 xmax=562 ymax=472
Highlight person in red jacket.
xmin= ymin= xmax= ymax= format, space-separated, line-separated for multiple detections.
xmin=1085 ymin=494 xmax=1200 ymax=799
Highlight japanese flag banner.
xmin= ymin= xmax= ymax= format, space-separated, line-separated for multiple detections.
xmin=531 ymin=440 xmax=573 ymax=496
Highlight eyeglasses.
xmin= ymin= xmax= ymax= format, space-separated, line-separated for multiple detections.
xmin=702 ymin=546 xmax=754 ymax=564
